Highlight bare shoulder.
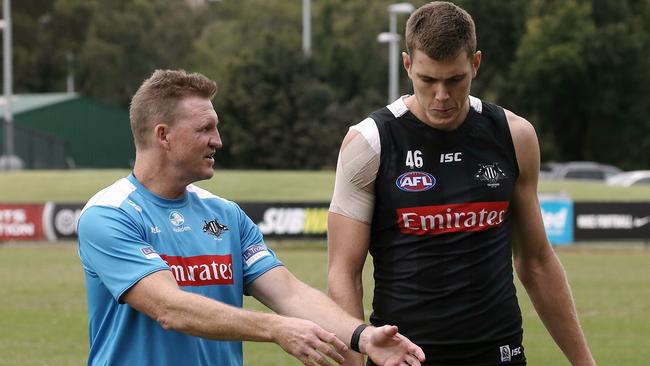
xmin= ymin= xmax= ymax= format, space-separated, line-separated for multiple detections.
xmin=504 ymin=108 xmax=540 ymax=178
xmin=504 ymin=109 xmax=537 ymax=145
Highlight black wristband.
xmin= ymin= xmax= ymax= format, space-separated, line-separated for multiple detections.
xmin=350 ymin=323 xmax=369 ymax=353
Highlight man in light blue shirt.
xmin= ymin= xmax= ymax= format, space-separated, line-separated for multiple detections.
xmin=78 ymin=69 xmax=426 ymax=366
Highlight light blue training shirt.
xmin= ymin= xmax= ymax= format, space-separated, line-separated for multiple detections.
xmin=78 ymin=174 xmax=282 ymax=366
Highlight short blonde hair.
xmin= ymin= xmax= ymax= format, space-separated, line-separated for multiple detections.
xmin=406 ymin=1 xmax=476 ymax=60
xmin=129 ymin=69 xmax=217 ymax=148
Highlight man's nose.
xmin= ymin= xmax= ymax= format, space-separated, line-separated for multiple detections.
xmin=434 ymin=83 xmax=450 ymax=102
xmin=209 ymin=130 xmax=223 ymax=149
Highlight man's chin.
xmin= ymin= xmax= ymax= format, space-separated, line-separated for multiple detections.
xmin=424 ymin=115 xmax=457 ymax=129
xmin=194 ymin=170 xmax=215 ymax=182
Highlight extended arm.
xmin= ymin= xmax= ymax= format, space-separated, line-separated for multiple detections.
xmin=507 ymin=110 xmax=596 ymax=365
xmin=123 ymin=270 xmax=347 ymax=365
xmin=248 ymin=266 xmax=425 ymax=366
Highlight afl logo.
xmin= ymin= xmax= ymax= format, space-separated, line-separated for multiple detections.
xmin=169 ymin=211 xmax=185 ymax=227
xmin=396 ymin=171 xmax=436 ymax=192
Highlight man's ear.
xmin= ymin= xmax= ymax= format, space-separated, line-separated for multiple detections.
xmin=402 ymin=52 xmax=412 ymax=78
xmin=154 ymin=124 xmax=171 ymax=150
xmin=472 ymin=50 xmax=482 ymax=79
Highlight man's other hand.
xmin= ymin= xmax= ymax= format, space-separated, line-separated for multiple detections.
xmin=273 ymin=317 xmax=348 ymax=366
xmin=361 ymin=325 xmax=426 ymax=366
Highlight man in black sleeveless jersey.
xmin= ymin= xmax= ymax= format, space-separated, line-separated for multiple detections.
xmin=327 ymin=2 xmax=596 ymax=366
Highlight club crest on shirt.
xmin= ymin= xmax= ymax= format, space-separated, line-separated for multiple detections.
xmin=203 ymin=219 xmax=229 ymax=239
xmin=474 ymin=163 xmax=506 ymax=188
xmin=169 ymin=211 xmax=191 ymax=233
xmin=169 ymin=211 xmax=185 ymax=226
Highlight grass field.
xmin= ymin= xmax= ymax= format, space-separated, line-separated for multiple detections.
xmin=1 ymin=169 xmax=649 ymax=365
xmin=2 ymin=169 xmax=650 ymax=202
xmin=1 ymin=243 xmax=649 ymax=365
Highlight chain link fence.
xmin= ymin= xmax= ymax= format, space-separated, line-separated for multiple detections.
xmin=0 ymin=123 xmax=70 ymax=169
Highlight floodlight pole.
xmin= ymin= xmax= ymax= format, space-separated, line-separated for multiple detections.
xmin=378 ymin=3 xmax=414 ymax=103
xmin=302 ymin=0 xmax=311 ymax=57
xmin=66 ymin=52 xmax=75 ymax=93
xmin=0 ymin=0 xmax=13 ymax=158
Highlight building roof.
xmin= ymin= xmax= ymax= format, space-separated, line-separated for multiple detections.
xmin=0 ymin=93 xmax=79 ymax=115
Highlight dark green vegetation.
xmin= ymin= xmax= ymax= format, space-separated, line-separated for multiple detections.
xmin=1 ymin=243 xmax=648 ymax=365
xmin=8 ymin=0 xmax=650 ymax=169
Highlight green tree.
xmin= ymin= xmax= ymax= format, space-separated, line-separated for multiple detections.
xmin=215 ymin=35 xmax=340 ymax=169
xmin=9 ymin=0 xmax=649 ymax=170
xmin=198 ymin=0 xmax=403 ymax=169
xmin=7 ymin=0 xmax=96 ymax=93
xmin=506 ymin=0 xmax=650 ymax=168
xmin=78 ymin=0 xmax=205 ymax=104
xmin=455 ymin=0 xmax=529 ymax=100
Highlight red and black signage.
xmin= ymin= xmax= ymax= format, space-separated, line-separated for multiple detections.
xmin=0 ymin=204 xmax=45 ymax=241
xmin=43 ymin=202 xmax=83 ymax=241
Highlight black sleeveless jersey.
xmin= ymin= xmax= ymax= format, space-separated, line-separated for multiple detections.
xmin=367 ymin=97 xmax=526 ymax=365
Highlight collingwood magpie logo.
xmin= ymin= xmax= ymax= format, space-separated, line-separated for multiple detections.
xmin=475 ymin=163 xmax=506 ymax=188
xmin=203 ymin=219 xmax=229 ymax=239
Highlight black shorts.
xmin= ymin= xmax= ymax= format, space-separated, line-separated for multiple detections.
xmin=366 ymin=334 xmax=526 ymax=366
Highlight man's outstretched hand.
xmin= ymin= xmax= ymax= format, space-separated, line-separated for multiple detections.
xmin=273 ymin=317 xmax=348 ymax=366
xmin=360 ymin=325 xmax=426 ymax=366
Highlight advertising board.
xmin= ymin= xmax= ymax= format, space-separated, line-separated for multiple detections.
xmin=539 ymin=197 xmax=574 ymax=245
xmin=0 ymin=204 xmax=45 ymax=241
xmin=574 ymin=202 xmax=650 ymax=240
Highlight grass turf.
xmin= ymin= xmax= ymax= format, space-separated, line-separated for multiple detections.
xmin=1 ymin=242 xmax=648 ymax=365
xmin=1 ymin=169 xmax=648 ymax=364
xmin=1 ymin=169 xmax=650 ymax=203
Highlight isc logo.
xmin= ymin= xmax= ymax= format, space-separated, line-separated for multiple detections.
xmin=440 ymin=152 xmax=462 ymax=163
xmin=396 ymin=171 xmax=436 ymax=192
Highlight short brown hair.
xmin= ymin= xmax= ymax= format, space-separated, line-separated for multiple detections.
xmin=405 ymin=1 xmax=476 ymax=60
xmin=129 ymin=69 xmax=217 ymax=148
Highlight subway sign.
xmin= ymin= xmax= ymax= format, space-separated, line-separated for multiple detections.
xmin=239 ymin=202 xmax=329 ymax=238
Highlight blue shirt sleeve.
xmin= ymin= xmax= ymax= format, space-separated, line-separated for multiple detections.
xmin=78 ymin=205 xmax=170 ymax=303
xmin=234 ymin=203 xmax=282 ymax=286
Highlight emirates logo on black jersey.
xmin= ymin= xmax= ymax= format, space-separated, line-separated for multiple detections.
xmin=397 ymin=201 xmax=509 ymax=235
xmin=475 ymin=163 xmax=506 ymax=188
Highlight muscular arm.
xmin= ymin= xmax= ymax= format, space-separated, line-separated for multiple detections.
xmin=123 ymin=270 xmax=279 ymax=341
xmin=124 ymin=267 xmax=346 ymax=365
xmin=123 ymin=270 xmax=348 ymax=365
xmin=327 ymin=127 xmax=379 ymax=365
xmin=249 ymin=266 xmax=425 ymax=366
xmin=327 ymin=213 xmax=370 ymax=321
xmin=123 ymin=242 xmax=423 ymax=366
xmin=507 ymin=110 xmax=596 ymax=366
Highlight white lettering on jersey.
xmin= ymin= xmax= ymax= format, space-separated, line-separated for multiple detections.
xmin=439 ymin=152 xmax=462 ymax=163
